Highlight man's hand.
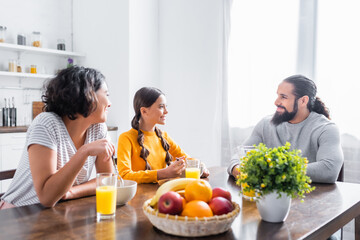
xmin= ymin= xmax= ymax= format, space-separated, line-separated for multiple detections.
xmin=232 ymin=164 xmax=240 ymax=179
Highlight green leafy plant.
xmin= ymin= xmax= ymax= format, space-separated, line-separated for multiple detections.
xmin=236 ymin=142 xmax=315 ymax=201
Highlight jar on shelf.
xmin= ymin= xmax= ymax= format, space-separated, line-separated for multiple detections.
xmin=8 ymin=60 xmax=16 ymax=72
xmin=57 ymin=39 xmax=66 ymax=51
xmin=0 ymin=26 xmax=7 ymax=43
xmin=16 ymin=60 xmax=22 ymax=73
xmin=30 ymin=65 xmax=37 ymax=74
xmin=31 ymin=31 xmax=42 ymax=47
xmin=17 ymin=34 xmax=26 ymax=46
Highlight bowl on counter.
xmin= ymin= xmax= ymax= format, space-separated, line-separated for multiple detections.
xmin=143 ymin=199 xmax=240 ymax=237
xmin=116 ymin=179 xmax=137 ymax=205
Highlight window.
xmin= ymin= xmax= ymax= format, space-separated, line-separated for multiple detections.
xmin=228 ymin=1 xmax=299 ymax=128
xmin=316 ymin=0 xmax=360 ymax=139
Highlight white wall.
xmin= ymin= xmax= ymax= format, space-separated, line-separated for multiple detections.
xmin=129 ymin=0 xmax=160 ymax=94
xmin=128 ymin=0 xmax=161 ymax=125
xmin=73 ymin=0 xmax=130 ymax=140
xmin=158 ymin=0 xmax=224 ymax=167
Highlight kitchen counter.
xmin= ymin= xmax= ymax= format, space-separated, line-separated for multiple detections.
xmin=0 ymin=126 xmax=118 ymax=133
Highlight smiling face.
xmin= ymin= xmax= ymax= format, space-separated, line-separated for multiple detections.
xmin=141 ymin=95 xmax=168 ymax=126
xmin=271 ymin=81 xmax=298 ymax=125
xmin=89 ymin=82 xmax=111 ymax=123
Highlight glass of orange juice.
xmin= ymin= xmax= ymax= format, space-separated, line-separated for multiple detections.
xmin=237 ymin=146 xmax=256 ymax=201
xmin=96 ymin=173 xmax=117 ymax=221
xmin=185 ymin=158 xmax=202 ymax=179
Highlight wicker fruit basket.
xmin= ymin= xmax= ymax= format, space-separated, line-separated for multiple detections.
xmin=143 ymin=199 xmax=240 ymax=237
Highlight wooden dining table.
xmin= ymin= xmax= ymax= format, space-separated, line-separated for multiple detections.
xmin=1 ymin=166 xmax=360 ymax=240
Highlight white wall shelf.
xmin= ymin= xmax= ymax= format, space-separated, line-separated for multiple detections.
xmin=0 ymin=42 xmax=85 ymax=58
xmin=0 ymin=71 xmax=53 ymax=79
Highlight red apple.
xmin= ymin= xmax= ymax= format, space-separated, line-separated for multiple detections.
xmin=158 ymin=191 xmax=183 ymax=215
xmin=208 ymin=197 xmax=234 ymax=215
xmin=212 ymin=187 xmax=232 ymax=201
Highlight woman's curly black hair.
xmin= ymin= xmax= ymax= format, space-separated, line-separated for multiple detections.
xmin=42 ymin=65 xmax=105 ymax=120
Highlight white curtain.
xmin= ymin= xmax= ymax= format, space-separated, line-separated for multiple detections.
xmin=220 ymin=0 xmax=233 ymax=166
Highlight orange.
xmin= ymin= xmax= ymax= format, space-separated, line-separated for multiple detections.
xmin=184 ymin=179 xmax=212 ymax=202
xmin=181 ymin=200 xmax=213 ymax=217
xmin=181 ymin=196 xmax=186 ymax=210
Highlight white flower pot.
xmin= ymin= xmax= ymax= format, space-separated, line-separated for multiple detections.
xmin=256 ymin=192 xmax=291 ymax=223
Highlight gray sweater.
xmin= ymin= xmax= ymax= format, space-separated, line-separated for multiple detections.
xmin=227 ymin=112 xmax=344 ymax=183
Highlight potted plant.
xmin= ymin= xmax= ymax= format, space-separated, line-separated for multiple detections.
xmin=236 ymin=142 xmax=315 ymax=222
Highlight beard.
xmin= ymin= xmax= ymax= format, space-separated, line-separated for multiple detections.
xmin=271 ymin=100 xmax=298 ymax=126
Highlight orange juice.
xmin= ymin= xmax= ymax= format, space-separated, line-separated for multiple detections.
xmin=185 ymin=168 xmax=200 ymax=179
xmin=96 ymin=186 xmax=117 ymax=215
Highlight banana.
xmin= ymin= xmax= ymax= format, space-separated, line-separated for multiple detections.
xmin=150 ymin=178 xmax=196 ymax=207
xmin=176 ymin=189 xmax=186 ymax=198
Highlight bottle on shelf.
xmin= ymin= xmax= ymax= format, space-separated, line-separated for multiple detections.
xmin=8 ymin=59 xmax=16 ymax=72
xmin=0 ymin=26 xmax=6 ymax=43
xmin=2 ymin=98 xmax=8 ymax=127
xmin=10 ymin=97 xmax=16 ymax=127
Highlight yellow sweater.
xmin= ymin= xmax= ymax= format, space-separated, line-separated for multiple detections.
xmin=117 ymin=128 xmax=188 ymax=183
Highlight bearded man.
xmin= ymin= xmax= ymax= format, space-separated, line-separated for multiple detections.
xmin=228 ymin=75 xmax=344 ymax=183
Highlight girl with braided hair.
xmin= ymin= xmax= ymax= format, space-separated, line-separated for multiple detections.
xmin=117 ymin=87 xmax=209 ymax=183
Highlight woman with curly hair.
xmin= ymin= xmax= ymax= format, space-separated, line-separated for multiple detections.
xmin=117 ymin=87 xmax=209 ymax=183
xmin=0 ymin=66 xmax=114 ymax=209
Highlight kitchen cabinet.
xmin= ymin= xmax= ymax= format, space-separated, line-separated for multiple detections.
xmin=0 ymin=133 xmax=26 ymax=193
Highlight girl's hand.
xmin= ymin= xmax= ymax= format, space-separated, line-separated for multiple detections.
xmin=81 ymin=139 xmax=115 ymax=162
xmin=168 ymin=159 xmax=186 ymax=177
xmin=176 ymin=156 xmax=186 ymax=161
xmin=162 ymin=158 xmax=185 ymax=179
xmin=157 ymin=158 xmax=186 ymax=180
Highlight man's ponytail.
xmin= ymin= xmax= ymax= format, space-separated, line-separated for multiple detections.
xmin=312 ymin=97 xmax=330 ymax=119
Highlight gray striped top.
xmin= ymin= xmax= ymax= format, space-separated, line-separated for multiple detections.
xmin=1 ymin=112 xmax=108 ymax=206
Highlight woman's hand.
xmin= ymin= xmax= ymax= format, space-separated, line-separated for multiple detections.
xmin=61 ymin=179 xmax=97 ymax=201
xmin=81 ymin=139 xmax=115 ymax=162
xmin=61 ymin=189 xmax=74 ymax=200
xmin=157 ymin=159 xmax=185 ymax=180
